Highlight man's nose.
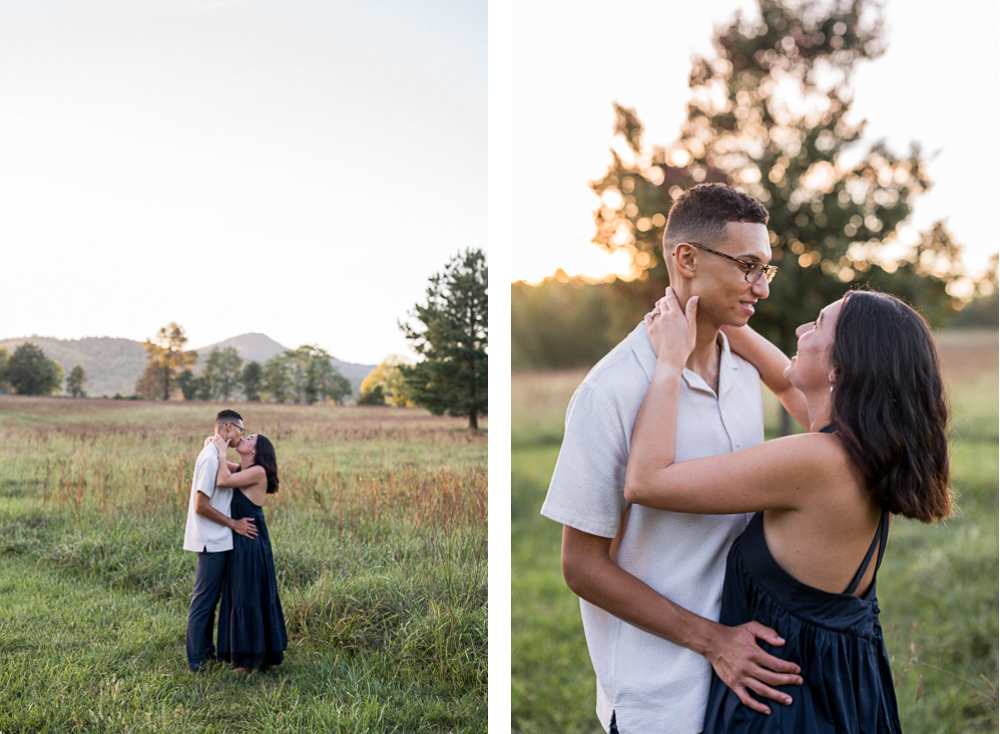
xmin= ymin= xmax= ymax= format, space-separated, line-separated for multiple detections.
xmin=751 ymin=276 xmax=770 ymax=298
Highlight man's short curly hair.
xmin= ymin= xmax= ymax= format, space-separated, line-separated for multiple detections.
xmin=662 ymin=183 xmax=769 ymax=254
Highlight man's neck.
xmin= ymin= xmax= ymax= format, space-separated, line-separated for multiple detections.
xmin=684 ymin=317 xmax=722 ymax=387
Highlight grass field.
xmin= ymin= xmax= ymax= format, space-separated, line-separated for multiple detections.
xmin=0 ymin=398 xmax=487 ymax=733
xmin=512 ymin=329 xmax=999 ymax=734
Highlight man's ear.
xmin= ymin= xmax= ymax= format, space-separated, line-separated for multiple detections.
xmin=673 ymin=243 xmax=697 ymax=280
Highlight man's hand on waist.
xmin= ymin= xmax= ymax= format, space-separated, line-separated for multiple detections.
xmin=702 ymin=620 xmax=803 ymax=715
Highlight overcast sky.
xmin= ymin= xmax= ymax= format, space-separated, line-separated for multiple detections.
xmin=0 ymin=0 xmax=486 ymax=365
xmin=511 ymin=0 xmax=999 ymax=284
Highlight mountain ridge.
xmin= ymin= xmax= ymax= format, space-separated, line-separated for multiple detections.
xmin=0 ymin=333 xmax=376 ymax=398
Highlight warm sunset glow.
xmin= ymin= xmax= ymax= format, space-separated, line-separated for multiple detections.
xmin=512 ymin=0 xmax=998 ymax=287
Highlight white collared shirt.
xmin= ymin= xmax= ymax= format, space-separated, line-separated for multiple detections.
xmin=182 ymin=444 xmax=233 ymax=553
xmin=540 ymin=322 xmax=764 ymax=734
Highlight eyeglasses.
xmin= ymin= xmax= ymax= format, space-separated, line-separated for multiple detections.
xmin=684 ymin=242 xmax=778 ymax=284
xmin=229 ymin=423 xmax=246 ymax=435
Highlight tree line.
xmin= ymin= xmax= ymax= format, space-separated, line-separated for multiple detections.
xmin=0 ymin=343 xmax=78 ymax=396
xmin=0 ymin=248 xmax=488 ymax=429
xmin=133 ymin=325 xmax=353 ymax=404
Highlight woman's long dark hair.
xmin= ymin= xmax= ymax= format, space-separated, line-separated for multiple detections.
xmin=830 ymin=290 xmax=951 ymax=523
xmin=252 ymin=434 xmax=280 ymax=494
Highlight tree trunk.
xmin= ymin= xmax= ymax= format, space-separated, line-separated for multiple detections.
xmin=469 ymin=410 xmax=478 ymax=432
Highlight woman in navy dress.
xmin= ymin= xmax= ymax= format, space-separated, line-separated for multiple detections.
xmin=211 ymin=432 xmax=288 ymax=671
xmin=624 ymin=288 xmax=951 ymax=733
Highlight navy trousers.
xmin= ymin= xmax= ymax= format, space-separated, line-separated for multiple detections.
xmin=186 ymin=550 xmax=229 ymax=670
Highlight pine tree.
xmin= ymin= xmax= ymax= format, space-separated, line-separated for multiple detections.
xmin=400 ymin=249 xmax=488 ymax=431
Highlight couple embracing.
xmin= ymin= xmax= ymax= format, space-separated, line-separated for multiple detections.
xmin=183 ymin=409 xmax=288 ymax=673
xmin=542 ymin=184 xmax=951 ymax=733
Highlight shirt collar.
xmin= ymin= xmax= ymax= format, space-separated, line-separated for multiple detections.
xmin=630 ymin=320 xmax=738 ymax=397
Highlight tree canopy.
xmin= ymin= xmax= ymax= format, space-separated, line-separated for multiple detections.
xmin=359 ymin=355 xmax=415 ymax=407
xmin=66 ymin=365 xmax=87 ymax=398
xmin=202 ymin=346 xmax=244 ymax=401
xmin=589 ymin=0 xmax=994 ymax=357
xmin=256 ymin=347 xmax=351 ymax=405
xmin=400 ymin=248 xmax=488 ymax=431
xmin=135 ymin=323 xmax=197 ymax=400
xmin=6 ymin=342 xmax=64 ymax=396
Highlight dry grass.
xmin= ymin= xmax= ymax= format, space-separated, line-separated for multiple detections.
xmin=0 ymin=397 xmax=488 ymax=732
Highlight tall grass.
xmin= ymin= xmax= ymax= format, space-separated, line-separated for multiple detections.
xmin=511 ymin=330 xmax=998 ymax=733
xmin=0 ymin=398 xmax=487 ymax=733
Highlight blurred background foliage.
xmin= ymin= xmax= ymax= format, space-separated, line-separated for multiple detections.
xmin=513 ymin=0 xmax=997 ymax=373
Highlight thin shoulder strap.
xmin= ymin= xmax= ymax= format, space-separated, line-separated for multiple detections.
xmin=844 ymin=509 xmax=889 ymax=596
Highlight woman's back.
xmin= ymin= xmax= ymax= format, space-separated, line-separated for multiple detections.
xmin=759 ymin=429 xmax=886 ymax=598
xmin=703 ymin=502 xmax=900 ymax=733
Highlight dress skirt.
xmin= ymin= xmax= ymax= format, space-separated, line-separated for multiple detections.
xmin=217 ymin=488 xmax=288 ymax=669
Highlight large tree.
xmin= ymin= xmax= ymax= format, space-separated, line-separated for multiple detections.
xmin=589 ymin=0 xmax=982 ymax=360
xmin=202 ymin=346 xmax=244 ymax=401
xmin=136 ymin=323 xmax=197 ymax=401
xmin=6 ymin=342 xmax=64 ymax=396
xmin=400 ymin=248 xmax=488 ymax=431
xmin=284 ymin=345 xmax=352 ymax=405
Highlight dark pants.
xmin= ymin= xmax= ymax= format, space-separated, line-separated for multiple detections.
xmin=186 ymin=550 xmax=228 ymax=670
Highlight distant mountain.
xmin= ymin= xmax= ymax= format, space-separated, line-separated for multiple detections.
xmin=0 ymin=333 xmax=377 ymax=399
xmin=0 ymin=335 xmax=145 ymax=397
xmin=194 ymin=333 xmax=287 ymax=367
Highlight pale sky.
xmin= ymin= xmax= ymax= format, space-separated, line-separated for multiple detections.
xmin=511 ymin=0 xmax=999 ymax=284
xmin=0 ymin=0 xmax=486 ymax=365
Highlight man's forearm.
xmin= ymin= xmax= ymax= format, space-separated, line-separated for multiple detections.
xmin=195 ymin=498 xmax=234 ymax=530
xmin=562 ymin=526 xmax=718 ymax=654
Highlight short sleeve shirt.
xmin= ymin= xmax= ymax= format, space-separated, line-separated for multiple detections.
xmin=182 ymin=444 xmax=234 ymax=553
xmin=540 ymin=322 xmax=765 ymax=734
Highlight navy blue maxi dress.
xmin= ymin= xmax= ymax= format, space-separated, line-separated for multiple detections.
xmin=217 ymin=488 xmax=288 ymax=669
xmin=703 ymin=431 xmax=901 ymax=733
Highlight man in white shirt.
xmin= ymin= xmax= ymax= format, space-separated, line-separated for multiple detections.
xmin=183 ymin=409 xmax=259 ymax=671
xmin=541 ymin=184 xmax=803 ymax=733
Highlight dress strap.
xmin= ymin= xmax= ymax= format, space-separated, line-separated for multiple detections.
xmin=844 ymin=509 xmax=889 ymax=596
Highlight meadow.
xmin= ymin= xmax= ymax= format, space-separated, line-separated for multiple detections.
xmin=0 ymin=398 xmax=487 ymax=733
xmin=511 ymin=329 xmax=999 ymax=734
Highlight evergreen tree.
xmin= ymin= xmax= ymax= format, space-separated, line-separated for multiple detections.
xmin=66 ymin=364 xmax=87 ymax=397
xmin=6 ymin=342 xmax=64 ymax=396
xmin=400 ymin=248 xmax=488 ymax=431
